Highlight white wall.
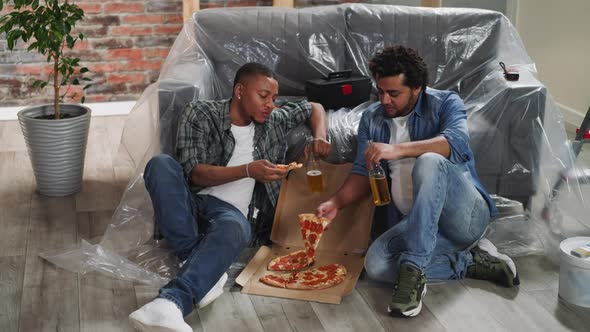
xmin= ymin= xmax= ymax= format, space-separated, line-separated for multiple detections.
xmin=515 ymin=0 xmax=590 ymax=124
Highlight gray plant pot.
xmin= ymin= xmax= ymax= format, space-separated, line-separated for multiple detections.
xmin=17 ymin=104 xmax=91 ymax=197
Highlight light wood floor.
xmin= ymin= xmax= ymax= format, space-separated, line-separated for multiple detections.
xmin=1 ymin=115 xmax=589 ymax=332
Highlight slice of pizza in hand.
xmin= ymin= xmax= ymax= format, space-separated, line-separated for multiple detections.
xmin=298 ymin=213 xmax=331 ymax=259
xmin=267 ymin=249 xmax=314 ymax=271
xmin=276 ymin=162 xmax=303 ymax=171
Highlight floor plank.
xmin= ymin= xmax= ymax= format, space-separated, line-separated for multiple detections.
xmin=462 ymin=278 xmax=571 ymax=331
xmin=198 ymin=291 xmax=264 ymax=332
xmin=310 ymin=289 xmax=385 ymax=332
xmin=26 ymin=194 xmax=78 ymax=256
xmin=19 ymin=255 xmax=80 ymax=332
xmin=422 ymin=281 xmax=506 ymax=332
xmin=0 ymin=256 xmax=25 ymax=332
xmin=0 ymin=152 xmax=34 ymax=257
xmin=513 ymin=255 xmax=560 ymax=291
xmin=527 ymin=287 xmax=590 ymax=331
xmin=0 ymin=204 xmax=31 ymax=257
xmin=77 ymin=210 xmax=116 ymax=243
xmin=250 ymin=294 xmax=326 ymax=332
xmin=79 ymin=272 xmax=137 ymax=332
xmin=357 ymin=281 xmax=447 ymax=332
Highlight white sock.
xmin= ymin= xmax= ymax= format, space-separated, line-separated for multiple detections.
xmin=129 ymin=298 xmax=193 ymax=332
xmin=197 ymin=273 xmax=228 ymax=309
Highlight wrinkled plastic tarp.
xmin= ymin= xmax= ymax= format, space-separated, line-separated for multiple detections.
xmin=42 ymin=4 xmax=589 ymax=284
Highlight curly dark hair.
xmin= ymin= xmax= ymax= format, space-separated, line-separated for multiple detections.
xmin=368 ymin=46 xmax=429 ymax=89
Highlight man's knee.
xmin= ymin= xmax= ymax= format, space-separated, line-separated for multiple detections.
xmin=412 ymin=152 xmax=448 ymax=183
xmin=144 ymin=154 xmax=181 ymax=181
xmin=218 ymin=217 xmax=252 ymax=250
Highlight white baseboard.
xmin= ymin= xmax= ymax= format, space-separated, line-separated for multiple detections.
xmin=0 ymin=101 xmax=136 ymax=121
xmin=558 ymin=103 xmax=586 ymax=128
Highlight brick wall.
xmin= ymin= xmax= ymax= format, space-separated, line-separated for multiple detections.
xmin=0 ymin=0 xmax=184 ymax=106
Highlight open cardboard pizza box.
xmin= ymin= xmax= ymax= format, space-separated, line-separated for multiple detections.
xmin=236 ymin=161 xmax=374 ymax=304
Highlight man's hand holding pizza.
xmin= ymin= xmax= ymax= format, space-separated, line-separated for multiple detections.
xmin=246 ymin=160 xmax=289 ymax=182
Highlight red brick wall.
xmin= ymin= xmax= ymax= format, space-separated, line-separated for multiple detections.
xmin=0 ymin=0 xmax=184 ymax=106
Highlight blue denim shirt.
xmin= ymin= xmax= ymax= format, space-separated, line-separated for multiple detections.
xmin=352 ymin=87 xmax=498 ymax=220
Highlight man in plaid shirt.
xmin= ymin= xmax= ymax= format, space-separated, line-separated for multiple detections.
xmin=130 ymin=63 xmax=329 ymax=331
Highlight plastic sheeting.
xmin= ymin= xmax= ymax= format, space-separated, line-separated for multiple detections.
xmin=42 ymin=4 xmax=589 ymax=284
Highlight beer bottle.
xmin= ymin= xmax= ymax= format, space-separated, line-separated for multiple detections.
xmin=367 ymin=141 xmax=391 ymax=206
xmin=306 ymin=137 xmax=324 ymax=193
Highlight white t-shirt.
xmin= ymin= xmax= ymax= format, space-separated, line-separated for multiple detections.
xmin=387 ymin=113 xmax=416 ymax=216
xmin=199 ymin=122 xmax=255 ymax=217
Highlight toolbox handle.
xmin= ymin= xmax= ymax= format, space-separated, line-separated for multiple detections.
xmin=327 ymin=69 xmax=352 ymax=81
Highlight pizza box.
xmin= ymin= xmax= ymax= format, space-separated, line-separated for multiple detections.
xmin=236 ymin=161 xmax=375 ymax=304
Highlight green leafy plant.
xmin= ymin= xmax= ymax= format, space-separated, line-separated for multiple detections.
xmin=0 ymin=0 xmax=92 ymax=119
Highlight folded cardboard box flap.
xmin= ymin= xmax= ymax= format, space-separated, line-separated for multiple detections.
xmin=237 ymin=161 xmax=375 ymax=304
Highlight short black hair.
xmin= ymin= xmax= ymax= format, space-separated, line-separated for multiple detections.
xmin=368 ymin=46 xmax=429 ymax=89
xmin=233 ymin=62 xmax=275 ymax=88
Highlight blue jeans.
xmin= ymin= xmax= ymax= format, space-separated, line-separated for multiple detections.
xmin=364 ymin=153 xmax=490 ymax=283
xmin=143 ymin=154 xmax=251 ymax=316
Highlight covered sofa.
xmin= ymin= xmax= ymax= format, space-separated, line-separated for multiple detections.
xmin=157 ymin=4 xmax=546 ymax=208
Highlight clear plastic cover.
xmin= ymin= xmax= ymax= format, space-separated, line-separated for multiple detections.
xmin=42 ymin=4 xmax=589 ymax=284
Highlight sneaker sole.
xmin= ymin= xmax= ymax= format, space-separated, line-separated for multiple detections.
xmin=477 ymin=238 xmax=520 ymax=286
xmin=387 ymin=284 xmax=427 ymax=318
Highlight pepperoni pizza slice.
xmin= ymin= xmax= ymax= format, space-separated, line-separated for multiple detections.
xmin=259 ymin=271 xmax=297 ymax=288
xmin=260 ymin=263 xmax=347 ymax=290
xmin=267 ymin=249 xmax=314 ymax=271
xmin=276 ymin=162 xmax=303 ymax=171
xmin=298 ymin=214 xmax=331 ymax=260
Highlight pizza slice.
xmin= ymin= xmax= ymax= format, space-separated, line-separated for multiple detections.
xmin=276 ymin=161 xmax=303 ymax=171
xmin=260 ymin=264 xmax=347 ymax=290
xmin=286 ymin=263 xmax=347 ymax=290
xmin=267 ymin=249 xmax=314 ymax=271
xmin=259 ymin=271 xmax=296 ymax=288
xmin=298 ymin=214 xmax=331 ymax=259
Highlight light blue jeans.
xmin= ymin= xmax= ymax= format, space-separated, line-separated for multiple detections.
xmin=143 ymin=154 xmax=251 ymax=316
xmin=364 ymin=153 xmax=490 ymax=282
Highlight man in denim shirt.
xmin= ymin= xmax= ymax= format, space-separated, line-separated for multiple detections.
xmin=317 ymin=46 xmax=519 ymax=318
xmin=130 ymin=63 xmax=329 ymax=331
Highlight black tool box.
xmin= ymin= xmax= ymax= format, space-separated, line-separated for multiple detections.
xmin=305 ymin=70 xmax=371 ymax=110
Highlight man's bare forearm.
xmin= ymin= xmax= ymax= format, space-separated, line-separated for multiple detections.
xmin=190 ymin=164 xmax=247 ymax=187
xmin=308 ymin=102 xmax=328 ymax=140
xmin=330 ymin=174 xmax=371 ymax=209
xmin=398 ymin=136 xmax=450 ymax=158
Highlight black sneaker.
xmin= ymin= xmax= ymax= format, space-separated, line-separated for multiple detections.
xmin=467 ymin=238 xmax=520 ymax=287
xmin=388 ymin=263 xmax=427 ymax=318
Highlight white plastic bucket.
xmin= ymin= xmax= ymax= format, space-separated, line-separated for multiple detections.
xmin=559 ymin=237 xmax=590 ymax=308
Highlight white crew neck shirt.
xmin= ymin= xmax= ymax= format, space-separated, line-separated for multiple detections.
xmin=199 ymin=122 xmax=255 ymax=217
xmin=387 ymin=112 xmax=416 ymax=216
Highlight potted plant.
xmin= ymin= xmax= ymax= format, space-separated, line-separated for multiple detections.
xmin=1 ymin=0 xmax=92 ymax=196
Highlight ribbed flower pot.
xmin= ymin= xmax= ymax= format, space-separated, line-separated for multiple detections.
xmin=17 ymin=104 xmax=91 ymax=197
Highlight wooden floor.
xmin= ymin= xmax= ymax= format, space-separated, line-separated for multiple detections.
xmin=1 ymin=115 xmax=589 ymax=332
